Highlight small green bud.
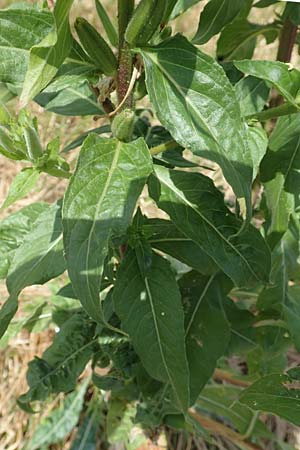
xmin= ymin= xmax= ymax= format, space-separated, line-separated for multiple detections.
xmin=111 ymin=109 xmax=135 ymax=142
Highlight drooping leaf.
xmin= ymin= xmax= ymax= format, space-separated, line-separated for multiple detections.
xmin=24 ymin=379 xmax=89 ymax=449
xmin=234 ymin=60 xmax=300 ymax=106
xmin=0 ymin=202 xmax=48 ymax=279
xmin=18 ymin=311 xmax=96 ymax=408
xmin=239 ymin=368 xmax=300 ymax=425
xmin=193 ymin=0 xmax=243 ymax=45
xmin=1 ymin=168 xmax=40 ymax=210
xmin=153 ymin=165 xmax=271 ymax=287
xmin=140 ymin=34 xmax=253 ymax=220
xmin=235 ymin=76 xmax=270 ymax=117
xmin=217 ymin=20 xmax=278 ymax=60
xmin=0 ymin=6 xmax=54 ymax=87
xmin=63 ymin=135 xmax=153 ymax=324
xmin=261 ymin=114 xmax=300 ymax=247
xmin=113 ymin=251 xmax=190 ymax=412
xmin=20 ymin=0 xmax=75 ymax=106
xmin=179 ymin=271 xmax=231 ymax=404
xmin=0 ymin=201 xmax=66 ymax=338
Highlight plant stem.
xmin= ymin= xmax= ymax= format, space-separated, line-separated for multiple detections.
xmin=246 ymin=102 xmax=299 ymax=122
xmin=277 ymin=18 xmax=298 ymax=63
xmin=213 ymin=368 xmax=251 ymax=388
xmin=150 ymin=140 xmax=178 ymax=156
xmin=117 ymin=1 xmax=135 ymax=107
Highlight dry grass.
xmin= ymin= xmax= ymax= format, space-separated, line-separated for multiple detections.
xmin=0 ymin=1 xmax=300 ymax=449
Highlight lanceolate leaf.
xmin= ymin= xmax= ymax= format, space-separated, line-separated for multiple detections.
xmin=239 ymin=368 xmax=300 ymax=425
xmin=0 ymin=202 xmax=66 ymax=338
xmin=0 ymin=6 xmax=54 ymax=87
xmin=18 ymin=311 xmax=96 ymax=408
xmin=217 ymin=20 xmax=278 ymax=60
xmin=24 ymin=379 xmax=89 ymax=449
xmin=234 ymin=60 xmax=300 ymax=106
xmin=140 ymin=35 xmax=253 ymax=220
xmin=70 ymin=413 xmax=98 ymax=450
xmin=171 ymin=0 xmax=202 ymax=19
xmin=1 ymin=168 xmax=40 ymax=210
xmin=179 ymin=272 xmax=231 ymax=404
xmin=193 ymin=0 xmax=242 ymax=45
xmin=21 ymin=0 xmax=75 ymax=106
xmin=63 ymin=135 xmax=153 ymax=324
xmin=154 ymin=165 xmax=271 ymax=287
xmin=113 ymin=251 xmax=190 ymax=412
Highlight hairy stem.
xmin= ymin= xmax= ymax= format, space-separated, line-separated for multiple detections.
xmin=246 ymin=102 xmax=299 ymax=122
xmin=150 ymin=140 xmax=178 ymax=156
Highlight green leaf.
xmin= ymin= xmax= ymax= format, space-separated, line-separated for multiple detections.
xmin=217 ymin=20 xmax=278 ymax=60
xmin=24 ymin=378 xmax=89 ymax=449
xmin=20 ymin=0 xmax=75 ymax=106
xmin=180 ymin=272 xmax=231 ymax=403
xmin=234 ymin=60 xmax=300 ymax=107
xmin=70 ymin=413 xmax=98 ymax=450
xmin=0 ymin=201 xmax=65 ymax=338
xmin=239 ymin=368 xmax=300 ymax=425
xmin=18 ymin=310 xmax=96 ymax=408
xmin=1 ymin=168 xmax=40 ymax=210
xmin=140 ymin=35 xmax=253 ymax=220
xmin=63 ymin=125 xmax=111 ymax=152
xmin=106 ymin=398 xmax=137 ymax=445
xmin=144 ymin=218 xmax=218 ymax=275
xmin=261 ymin=114 xmax=300 ymax=247
xmin=0 ymin=202 xmax=48 ymax=279
xmin=63 ymin=135 xmax=153 ymax=324
xmin=193 ymin=0 xmax=243 ymax=45
xmin=95 ymin=0 xmax=118 ymax=47
xmin=0 ymin=6 xmax=54 ymax=87
xmin=113 ymin=251 xmax=190 ymax=412
xmin=235 ymin=76 xmax=270 ymax=117
xmin=197 ymin=385 xmax=271 ymax=437
xmin=153 ymin=165 xmax=271 ymax=287
xmin=247 ymin=126 xmax=268 ymax=181
xmin=170 ymin=0 xmax=203 ymax=19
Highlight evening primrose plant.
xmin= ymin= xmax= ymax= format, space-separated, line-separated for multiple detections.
xmin=1 ymin=0 xmax=300 ymax=448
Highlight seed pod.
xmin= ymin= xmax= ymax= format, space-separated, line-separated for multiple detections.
xmin=75 ymin=17 xmax=118 ymax=76
xmin=111 ymin=109 xmax=135 ymax=142
xmin=125 ymin=0 xmax=167 ymax=46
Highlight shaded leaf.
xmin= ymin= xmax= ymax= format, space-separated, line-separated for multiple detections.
xmin=70 ymin=413 xmax=98 ymax=450
xmin=114 ymin=251 xmax=190 ymax=411
xmin=180 ymin=271 xmax=231 ymax=403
